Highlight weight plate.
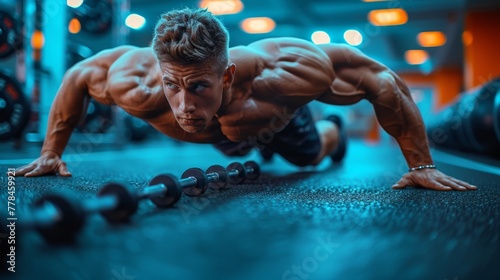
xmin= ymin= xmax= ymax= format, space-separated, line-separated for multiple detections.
xmin=0 ymin=70 xmax=31 ymax=140
xmin=244 ymin=161 xmax=260 ymax=180
xmin=0 ymin=11 xmax=21 ymax=59
xmin=72 ymin=0 xmax=112 ymax=34
xmin=33 ymin=192 xmax=86 ymax=244
xmin=181 ymin=168 xmax=208 ymax=197
xmin=206 ymin=165 xmax=229 ymax=190
xmin=97 ymin=182 xmax=139 ymax=223
xmin=149 ymin=174 xmax=182 ymax=208
xmin=227 ymin=162 xmax=246 ymax=184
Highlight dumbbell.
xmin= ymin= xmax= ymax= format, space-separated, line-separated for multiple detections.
xmin=93 ymin=173 xmax=183 ymax=223
xmin=21 ymin=191 xmax=86 ymax=244
xmin=180 ymin=161 xmax=260 ymax=196
xmin=23 ymin=173 xmax=183 ymax=242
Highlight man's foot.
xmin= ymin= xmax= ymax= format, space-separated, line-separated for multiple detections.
xmin=325 ymin=115 xmax=347 ymax=162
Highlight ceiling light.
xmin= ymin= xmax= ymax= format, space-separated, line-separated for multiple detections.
xmin=404 ymin=50 xmax=429 ymax=65
xmin=67 ymin=0 xmax=83 ymax=8
xmin=125 ymin=14 xmax=146 ymax=30
xmin=417 ymin=31 xmax=446 ymax=47
xmin=240 ymin=17 xmax=276 ymax=34
xmin=199 ymin=0 xmax=244 ymax=15
xmin=344 ymin=30 xmax=363 ymax=46
xmin=368 ymin=8 xmax=408 ymax=26
xmin=311 ymin=31 xmax=331 ymax=45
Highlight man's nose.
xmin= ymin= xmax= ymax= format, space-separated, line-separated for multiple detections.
xmin=179 ymin=92 xmax=196 ymax=113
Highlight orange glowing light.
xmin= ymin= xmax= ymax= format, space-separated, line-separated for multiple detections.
xmin=404 ymin=50 xmax=429 ymax=65
xmin=240 ymin=17 xmax=276 ymax=34
xmin=68 ymin=18 xmax=81 ymax=34
xmin=30 ymin=30 xmax=45 ymax=49
xmin=462 ymin=31 xmax=473 ymax=46
xmin=417 ymin=31 xmax=447 ymax=47
xmin=368 ymin=8 xmax=408 ymax=26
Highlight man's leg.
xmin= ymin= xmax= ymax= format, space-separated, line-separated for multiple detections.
xmin=266 ymin=106 xmax=347 ymax=166
xmin=313 ymin=115 xmax=347 ymax=164
xmin=310 ymin=120 xmax=339 ymax=165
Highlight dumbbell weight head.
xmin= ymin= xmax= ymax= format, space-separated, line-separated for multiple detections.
xmin=97 ymin=182 xmax=139 ymax=224
xmin=227 ymin=162 xmax=246 ymax=184
xmin=206 ymin=165 xmax=229 ymax=190
xmin=244 ymin=161 xmax=260 ymax=180
xmin=149 ymin=174 xmax=182 ymax=207
xmin=33 ymin=192 xmax=86 ymax=244
xmin=181 ymin=168 xmax=208 ymax=196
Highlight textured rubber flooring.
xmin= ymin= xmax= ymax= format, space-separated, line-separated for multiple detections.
xmin=0 ymin=139 xmax=499 ymax=280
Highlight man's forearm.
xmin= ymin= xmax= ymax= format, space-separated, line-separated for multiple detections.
xmin=41 ymin=70 xmax=89 ymax=157
xmin=369 ymin=72 xmax=433 ymax=168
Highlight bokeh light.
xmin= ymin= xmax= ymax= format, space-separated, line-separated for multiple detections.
xmin=125 ymin=14 xmax=146 ymax=30
xmin=240 ymin=17 xmax=276 ymax=34
xmin=68 ymin=18 xmax=81 ymax=34
xmin=311 ymin=31 xmax=331 ymax=45
xmin=405 ymin=50 xmax=429 ymax=65
xmin=344 ymin=29 xmax=363 ymax=46
xmin=67 ymin=0 xmax=84 ymax=9
xmin=30 ymin=30 xmax=45 ymax=49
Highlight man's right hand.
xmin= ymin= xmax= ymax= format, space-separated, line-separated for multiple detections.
xmin=14 ymin=151 xmax=71 ymax=177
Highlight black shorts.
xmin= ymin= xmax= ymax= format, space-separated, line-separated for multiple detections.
xmin=213 ymin=106 xmax=321 ymax=166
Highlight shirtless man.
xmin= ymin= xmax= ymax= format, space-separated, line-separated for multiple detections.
xmin=14 ymin=8 xmax=476 ymax=191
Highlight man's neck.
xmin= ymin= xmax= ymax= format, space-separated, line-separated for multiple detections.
xmin=216 ymin=88 xmax=232 ymax=117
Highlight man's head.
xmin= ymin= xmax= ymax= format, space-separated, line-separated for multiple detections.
xmin=152 ymin=8 xmax=235 ymax=133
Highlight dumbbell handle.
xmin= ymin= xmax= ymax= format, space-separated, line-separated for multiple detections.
xmin=178 ymin=172 xmax=218 ymax=189
xmin=82 ymin=195 xmax=118 ymax=213
xmin=21 ymin=202 xmax=62 ymax=229
xmin=137 ymin=183 xmax=167 ymax=199
xmin=228 ymin=166 xmax=255 ymax=177
xmin=179 ymin=176 xmax=199 ymax=188
xmin=80 ymin=183 xmax=169 ymax=217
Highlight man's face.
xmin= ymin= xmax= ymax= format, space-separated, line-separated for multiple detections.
xmin=160 ymin=61 xmax=227 ymax=133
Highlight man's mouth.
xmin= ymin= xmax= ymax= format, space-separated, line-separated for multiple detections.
xmin=178 ymin=117 xmax=203 ymax=126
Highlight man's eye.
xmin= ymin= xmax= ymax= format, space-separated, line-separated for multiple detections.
xmin=196 ymin=85 xmax=205 ymax=91
xmin=166 ymin=83 xmax=178 ymax=90
xmin=193 ymin=84 xmax=206 ymax=91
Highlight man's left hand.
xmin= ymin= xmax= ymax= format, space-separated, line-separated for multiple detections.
xmin=392 ymin=169 xmax=477 ymax=191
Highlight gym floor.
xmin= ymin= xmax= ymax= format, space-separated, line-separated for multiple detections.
xmin=1 ymin=138 xmax=499 ymax=280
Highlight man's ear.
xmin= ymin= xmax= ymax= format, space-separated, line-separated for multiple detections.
xmin=222 ymin=64 xmax=236 ymax=90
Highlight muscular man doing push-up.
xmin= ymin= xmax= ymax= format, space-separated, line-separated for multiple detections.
xmin=15 ymin=8 xmax=476 ymax=191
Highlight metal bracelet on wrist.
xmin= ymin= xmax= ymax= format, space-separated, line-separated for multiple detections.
xmin=408 ymin=164 xmax=436 ymax=172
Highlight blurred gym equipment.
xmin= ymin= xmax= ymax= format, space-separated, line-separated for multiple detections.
xmin=0 ymin=69 xmax=30 ymax=140
xmin=427 ymin=77 xmax=500 ymax=157
xmin=70 ymin=0 xmax=113 ymax=34
xmin=0 ymin=10 xmax=21 ymax=59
